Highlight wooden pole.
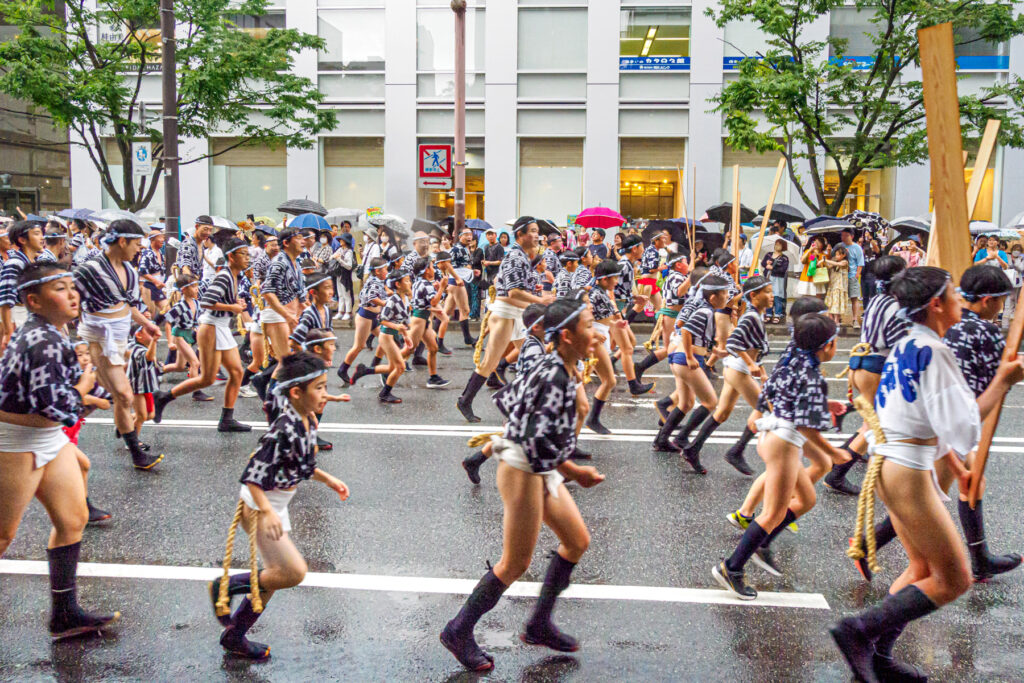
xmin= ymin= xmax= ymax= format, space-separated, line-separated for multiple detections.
xmin=751 ymin=158 xmax=787 ymax=275
xmin=676 ymin=166 xmax=692 ymax=264
xmin=968 ymin=286 xmax=1024 ymax=508
xmin=689 ymin=164 xmax=697 ymax=263
xmin=731 ymin=164 xmax=741 ymax=282
xmin=918 ymin=23 xmax=972 ymax=284
xmin=966 ymin=119 xmax=1000 ymax=218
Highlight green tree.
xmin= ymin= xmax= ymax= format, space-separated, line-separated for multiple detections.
xmin=0 ymin=0 xmax=336 ymax=211
xmin=709 ymin=0 xmax=1024 ymax=216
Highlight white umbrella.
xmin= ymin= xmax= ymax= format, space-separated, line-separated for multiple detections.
xmin=325 ymin=207 xmax=361 ymax=225
xmin=89 ymin=209 xmax=148 ymax=231
xmin=755 ymin=234 xmax=802 ymax=274
xmin=367 ymin=213 xmax=410 ymax=238
xmin=209 ymin=215 xmax=236 ymax=230
xmin=1004 ymin=211 xmax=1024 ymax=230
xmin=969 ymin=220 xmax=999 ymax=235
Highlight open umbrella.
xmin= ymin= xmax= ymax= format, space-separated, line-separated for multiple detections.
xmin=758 ymin=203 xmax=805 ymax=224
xmin=209 ymin=215 xmax=236 ymax=231
xmin=702 ymin=202 xmax=756 ymax=224
xmin=535 ymin=219 xmax=561 ymax=238
xmin=890 ymin=217 xmax=930 ymax=234
xmin=411 ymin=218 xmax=443 ymax=239
xmin=277 ymin=198 xmax=327 ymax=217
xmin=57 ymin=208 xmax=95 ymax=221
xmin=89 ymin=208 xmax=149 ymax=231
xmin=465 ymin=218 xmax=493 ymax=234
xmin=576 ymin=206 xmax=626 ymax=229
xmin=368 ymin=214 xmax=411 ymax=239
xmin=643 ymin=219 xmax=688 ymax=246
xmin=843 ymin=210 xmax=890 ymax=235
xmin=969 ymin=220 xmax=999 ymax=235
xmin=325 ymin=207 xmax=361 ymax=225
xmin=804 ymin=215 xmax=855 ymax=235
xmin=288 ymin=213 xmax=331 ymax=231
xmin=755 ymin=235 xmax=802 ymax=274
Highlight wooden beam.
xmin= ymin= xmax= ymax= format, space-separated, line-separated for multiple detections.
xmin=690 ymin=164 xmax=697 ymax=264
xmin=731 ymin=164 xmax=741 ymax=282
xmin=751 ymin=158 xmax=786 ymax=275
xmin=966 ymin=119 xmax=1000 ymax=218
xmin=918 ymin=23 xmax=972 ymax=283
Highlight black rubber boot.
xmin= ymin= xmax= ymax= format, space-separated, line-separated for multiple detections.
xmin=47 ymin=542 xmax=121 ymax=641
xmin=685 ymin=414 xmax=728 ymax=471
xmin=634 ymin=351 xmax=659 ymax=382
xmin=671 ymin=405 xmax=709 ymax=450
xmin=336 ymin=361 xmax=351 ymax=384
xmin=457 ymin=372 xmax=486 ymax=423
xmin=495 ymin=358 xmax=510 ymax=384
xmin=220 ymin=598 xmax=271 ymax=661
xmin=653 ymin=408 xmax=684 ymax=452
xmin=441 ymin=570 xmax=507 ymax=671
xmin=460 ymin=319 xmax=477 ymax=346
xmin=462 ymin=450 xmax=487 ymax=484
xmin=151 ymin=390 xmax=174 ymax=424
xmin=218 ymin=408 xmax=253 ymax=433
xmin=208 ymin=571 xmax=255 ymax=626
xmin=724 ymin=427 xmax=756 ymax=475
xmin=655 ymin=394 xmax=673 ymax=425
xmin=522 ymin=553 xmax=579 ymax=652
xmin=959 ymin=499 xmax=1023 ymax=582
xmin=824 ymin=453 xmax=861 ymax=495
xmin=628 ymin=378 xmax=655 ymax=395
xmin=124 ymin=431 xmax=163 ymax=470
xmin=486 ymin=372 xmax=505 ymax=389
xmin=584 ymin=398 xmax=611 ymax=435
xmin=378 ymin=382 xmax=402 ymax=404
xmin=350 ymin=363 xmax=373 ymax=385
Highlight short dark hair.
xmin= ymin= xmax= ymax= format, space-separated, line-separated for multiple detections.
xmin=304 ymin=328 xmax=335 ymax=349
xmin=959 ymin=264 xmax=1012 ymax=302
xmin=9 ymin=220 xmax=41 ymax=250
xmin=872 ymin=255 xmax=907 ymax=289
xmin=175 ymin=274 xmax=199 ymax=289
xmin=700 ymin=274 xmax=730 ymax=301
xmin=789 ymin=296 xmax=827 ymax=322
xmin=277 ymin=351 xmax=327 ymax=390
xmin=794 ymin=313 xmax=837 ymax=352
xmin=278 ymin=227 xmax=301 ymax=245
xmin=889 ymin=266 xmax=950 ymax=323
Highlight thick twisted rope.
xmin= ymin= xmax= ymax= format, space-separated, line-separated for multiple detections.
xmin=581 ymin=356 xmax=599 ymax=384
xmin=643 ymin=312 xmax=663 ymax=352
xmin=467 ymin=431 xmax=502 ymax=448
xmin=473 ymin=287 xmax=497 ymax=369
xmin=846 ymin=394 xmax=885 ymax=575
xmin=216 ymin=498 xmax=264 ymax=617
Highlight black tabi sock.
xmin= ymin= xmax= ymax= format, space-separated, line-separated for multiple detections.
xmin=841 ymin=433 xmax=857 ymax=450
xmin=725 ymin=521 xmax=768 ymax=572
xmin=675 ymin=405 xmax=710 ymax=444
xmin=874 ymin=516 xmax=898 ymax=551
xmin=414 ymin=342 xmax=426 ymax=358
xmin=460 ymin=319 xmax=473 ymax=341
xmin=590 ymin=398 xmax=606 ymax=422
xmin=47 ymin=542 xmax=82 ymax=621
xmin=122 ymin=430 xmax=143 ymax=454
xmin=379 ymin=382 xmax=392 ymax=398
xmin=874 ymin=623 xmax=905 ymax=659
xmin=371 ymin=354 xmax=382 ymax=367
xmin=527 ymin=553 xmax=576 ymax=632
xmin=460 ymin=371 xmax=487 ymax=404
xmin=165 ymin=349 xmax=177 ymax=366
xmin=636 ymin=352 xmax=659 ymax=376
xmin=465 ymin=450 xmax=487 ymax=467
xmin=959 ymin=499 xmax=994 ymax=566
xmin=339 ymin=362 xmax=350 ymax=375
xmin=449 ymin=569 xmax=508 ymax=637
xmin=432 ymin=317 xmax=441 ymax=333
xmin=625 ymin=309 xmax=639 ymax=324
xmin=688 ymin=415 xmax=722 ymax=452
xmin=829 ymin=452 xmax=859 ymax=479
xmin=220 ymin=408 xmax=234 ymax=423
xmin=229 ymin=597 xmax=262 ymax=638
xmin=728 ymin=427 xmax=755 ymax=453
xmin=761 ymin=509 xmax=797 ymax=548
xmin=656 ymin=408 xmax=685 ymax=443
xmin=241 ymin=368 xmax=255 ymax=387
xmin=497 ymin=358 xmax=510 ymax=372
xmin=854 ymin=585 xmax=938 ymax=640
xmin=656 ymin=394 xmax=673 ymax=415
xmin=226 ymin=571 xmax=253 ymax=596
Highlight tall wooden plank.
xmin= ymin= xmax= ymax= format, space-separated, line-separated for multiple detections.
xmin=731 ymin=165 xmax=741 ymax=282
xmin=918 ymin=23 xmax=972 ymax=283
xmin=966 ymin=119 xmax=1001 ymax=218
xmin=751 ymin=158 xmax=787 ymax=275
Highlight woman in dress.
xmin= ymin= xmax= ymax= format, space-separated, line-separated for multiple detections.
xmin=824 ymin=244 xmax=849 ymax=322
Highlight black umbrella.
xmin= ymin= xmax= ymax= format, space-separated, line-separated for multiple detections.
xmin=804 ymin=215 xmax=856 ymax=235
xmin=703 ymin=202 xmax=756 ymax=224
xmin=411 ymin=218 xmax=444 ymax=241
xmin=536 ymin=219 xmax=561 ymax=238
xmin=277 ymin=198 xmax=327 ymax=217
xmin=758 ymin=203 xmax=805 ymax=224
xmin=643 ymin=219 xmax=688 ymax=246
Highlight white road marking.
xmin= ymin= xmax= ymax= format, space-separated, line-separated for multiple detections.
xmin=81 ymin=418 xmax=1024 ymax=452
xmin=0 ymin=559 xmax=829 ymax=610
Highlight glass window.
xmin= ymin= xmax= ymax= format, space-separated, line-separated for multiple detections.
xmin=417 ymin=8 xmax=485 ymax=71
xmin=210 ymin=166 xmax=287 ymax=221
xmin=320 ymin=73 xmax=386 ymax=100
xmin=225 ymin=11 xmax=285 ymax=38
xmin=619 ymin=73 xmax=689 ymax=99
xmin=519 ymin=138 xmax=583 ymax=223
xmin=620 ymin=138 xmax=686 ymax=221
xmin=323 ymin=137 xmax=386 ymax=211
xmin=829 ymin=8 xmax=875 ymax=57
xmin=318 ymin=9 xmax=385 ymax=71
xmin=517 ymin=110 xmax=586 ymax=136
xmin=619 ymin=7 xmax=691 ymax=71
xmin=722 ymin=21 xmax=771 ymax=62
xmin=518 ymin=74 xmax=587 ymax=100
xmin=518 ymin=8 xmax=587 ymax=71
xmin=417 ymin=73 xmax=486 ymax=99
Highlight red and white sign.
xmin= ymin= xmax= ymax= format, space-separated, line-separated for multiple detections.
xmin=419 ymin=144 xmax=452 ymax=178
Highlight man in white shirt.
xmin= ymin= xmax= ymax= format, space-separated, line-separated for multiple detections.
xmin=738 ymin=234 xmax=754 ymax=278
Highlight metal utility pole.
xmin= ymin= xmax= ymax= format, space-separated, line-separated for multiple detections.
xmin=160 ymin=0 xmax=181 ymax=272
xmin=452 ymin=0 xmax=466 ymax=237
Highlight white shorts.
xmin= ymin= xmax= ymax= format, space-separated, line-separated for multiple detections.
xmin=490 ymin=435 xmax=564 ymax=498
xmin=755 ymin=415 xmax=806 ymax=448
xmin=199 ymin=313 xmax=237 ymax=351
xmin=722 ymin=355 xmax=750 ymax=375
xmin=593 ymin=321 xmax=612 ymax=353
xmin=0 ymin=422 xmax=70 ymax=469
xmin=488 ymin=300 xmax=526 ymax=341
xmin=79 ymin=312 xmax=132 ymax=365
xmin=260 ymin=307 xmax=288 ymax=325
xmin=866 ymin=435 xmax=953 ymax=502
xmin=239 ymin=485 xmax=296 ymax=533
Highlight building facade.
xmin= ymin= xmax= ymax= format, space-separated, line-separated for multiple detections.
xmin=70 ymin=0 xmax=1024 ymax=228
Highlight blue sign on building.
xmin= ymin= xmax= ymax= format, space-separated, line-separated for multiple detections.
xmin=620 ymin=56 xmax=690 ymax=71
xmin=724 ymin=54 xmax=1008 ymax=71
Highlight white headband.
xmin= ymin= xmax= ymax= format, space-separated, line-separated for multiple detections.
xmin=273 ymin=368 xmax=327 ymax=394
xmin=899 ymin=277 xmax=950 ymax=319
xmin=17 ymin=272 xmax=71 ymax=291
xmin=224 ymin=242 xmax=248 ymax=256
xmin=543 ymin=303 xmax=586 ymax=342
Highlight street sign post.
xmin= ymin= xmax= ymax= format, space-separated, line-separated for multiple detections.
xmin=419 ymin=144 xmax=452 ymax=178
xmin=132 ymin=141 xmax=153 ymax=177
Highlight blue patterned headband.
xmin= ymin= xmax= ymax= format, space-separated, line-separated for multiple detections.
xmin=899 ymin=276 xmax=950 ymax=319
xmin=543 ymin=303 xmax=586 ymax=343
xmin=956 ymin=285 xmax=1013 ymax=303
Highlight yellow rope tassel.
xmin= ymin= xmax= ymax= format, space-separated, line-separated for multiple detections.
xmin=582 ymin=356 xmax=599 ymax=384
xmin=216 ymin=499 xmax=263 ymax=617
xmin=467 ymin=431 xmax=502 ymax=448
xmin=837 ymin=341 xmax=873 ymax=379
xmin=473 ymin=287 xmax=497 ymax=370
xmin=642 ymin=312 xmax=663 ymax=352
xmin=845 ymin=394 xmax=886 ymax=575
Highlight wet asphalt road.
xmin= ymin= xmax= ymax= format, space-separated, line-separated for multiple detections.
xmin=3 ymin=329 xmax=1024 ymax=682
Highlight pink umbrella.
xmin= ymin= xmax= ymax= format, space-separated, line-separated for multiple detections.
xmin=576 ymin=206 xmax=626 ymax=229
